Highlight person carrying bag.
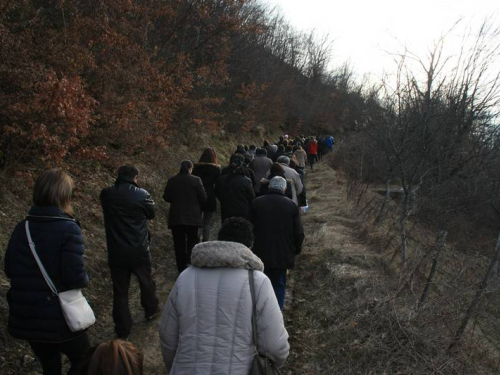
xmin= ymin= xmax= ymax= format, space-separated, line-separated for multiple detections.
xmin=5 ymin=169 xmax=93 ymax=375
xmin=25 ymin=220 xmax=95 ymax=332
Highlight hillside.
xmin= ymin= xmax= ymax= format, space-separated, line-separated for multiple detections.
xmin=2 ymin=156 xmax=499 ymax=374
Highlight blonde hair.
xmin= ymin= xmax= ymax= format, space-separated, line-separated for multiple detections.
xmin=82 ymin=339 xmax=143 ymax=375
xmin=33 ymin=169 xmax=74 ymax=216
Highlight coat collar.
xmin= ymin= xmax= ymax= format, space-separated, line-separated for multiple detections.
xmin=191 ymin=241 xmax=264 ymax=271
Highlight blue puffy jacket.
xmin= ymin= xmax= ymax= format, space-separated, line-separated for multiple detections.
xmin=4 ymin=206 xmax=90 ymax=342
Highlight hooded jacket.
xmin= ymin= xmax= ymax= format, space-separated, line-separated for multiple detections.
xmin=100 ymin=178 xmax=155 ymax=267
xmin=215 ymin=172 xmax=255 ymax=221
xmin=5 ymin=206 xmax=89 ymax=342
xmin=159 ymin=241 xmax=289 ymax=374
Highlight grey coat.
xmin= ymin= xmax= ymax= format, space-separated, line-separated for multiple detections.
xmin=159 ymin=241 xmax=289 ymax=374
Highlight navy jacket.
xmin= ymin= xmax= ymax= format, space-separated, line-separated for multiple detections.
xmin=4 ymin=206 xmax=90 ymax=342
xmin=100 ymin=178 xmax=155 ymax=267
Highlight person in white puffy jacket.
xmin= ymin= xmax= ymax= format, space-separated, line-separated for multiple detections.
xmin=159 ymin=217 xmax=289 ymax=374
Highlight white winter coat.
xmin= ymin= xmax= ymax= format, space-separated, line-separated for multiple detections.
xmin=159 ymin=241 xmax=290 ymax=374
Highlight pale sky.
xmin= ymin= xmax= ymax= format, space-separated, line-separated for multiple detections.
xmin=265 ymin=0 xmax=500 ymax=83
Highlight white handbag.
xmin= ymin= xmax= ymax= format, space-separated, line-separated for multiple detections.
xmin=25 ymin=220 xmax=95 ymax=332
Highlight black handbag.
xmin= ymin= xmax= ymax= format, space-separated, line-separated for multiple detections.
xmin=248 ymin=270 xmax=282 ymax=375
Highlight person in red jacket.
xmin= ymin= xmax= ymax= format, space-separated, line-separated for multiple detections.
xmin=306 ymin=137 xmax=318 ymax=170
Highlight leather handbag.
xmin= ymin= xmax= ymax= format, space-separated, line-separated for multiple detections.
xmin=25 ymin=220 xmax=95 ymax=332
xmin=248 ymin=270 xmax=282 ymax=375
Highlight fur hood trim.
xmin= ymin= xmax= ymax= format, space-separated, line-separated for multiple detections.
xmin=194 ymin=162 xmax=221 ymax=168
xmin=191 ymin=241 xmax=264 ymax=271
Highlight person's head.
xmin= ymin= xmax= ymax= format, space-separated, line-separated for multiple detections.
xmin=218 ymin=217 xmax=254 ymax=248
xmin=278 ymin=144 xmax=285 ymax=152
xmin=81 ymin=339 xmax=143 ymax=375
xmin=33 ymin=169 xmax=75 ymax=216
xmin=277 ymin=156 xmax=290 ymax=166
xmin=199 ymin=147 xmax=217 ymax=164
xmin=263 ymin=140 xmax=270 ymax=147
xmin=118 ymin=165 xmax=139 ymax=182
xmin=249 ymin=145 xmax=256 ymax=151
xmin=269 ymin=162 xmax=285 ymax=178
xmin=268 ymin=176 xmax=287 ymax=193
xmin=256 ymin=148 xmax=267 ymax=157
xmin=236 ymin=144 xmax=244 ymax=152
xmin=285 ymin=145 xmax=293 ymax=153
xmin=228 ymin=154 xmax=245 ymax=173
xmin=179 ymin=160 xmax=194 ymax=175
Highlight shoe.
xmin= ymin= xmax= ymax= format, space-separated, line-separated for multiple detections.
xmin=146 ymin=308 xmax=162 ymax=321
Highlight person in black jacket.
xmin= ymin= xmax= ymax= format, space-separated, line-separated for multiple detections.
xmin=250 ymin=176 xmax=304 ymax=310
xmin=216 ymin=154 xmax=255 ymax=222
xmin=5 ymin=169 xmax=91 ymax=375
xmin=192 ymin=147 xmax=221 ymax=242
xmin=100 ymin=165 xmax=160 ymax=339
xmin=163 ymin=160 xmax=207 ymax=273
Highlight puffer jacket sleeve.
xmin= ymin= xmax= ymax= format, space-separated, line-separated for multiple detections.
xmin=159 ymin=282 xmax=180 ymax=371
xmin=60 ymin=222 xmax=90 ymax=290
xmin=255 ymin=273 xmax=290 ymax=367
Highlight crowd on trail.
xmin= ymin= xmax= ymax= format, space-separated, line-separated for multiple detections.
xmin=4 ymin=134 xmax=335 ymax=375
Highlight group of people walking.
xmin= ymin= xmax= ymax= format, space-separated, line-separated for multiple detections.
xmin=4 ymin=134 xmax=333 ymax=374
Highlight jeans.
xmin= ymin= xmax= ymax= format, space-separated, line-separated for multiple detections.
xmin=200 ymin=211 xmax=214 ymax=242
xmin=110 ymin=261 xmax=159 ymax=338
xmin=264 ymin=268 xmax=287 ymax=310
xmin=29 ymin=332 xmax=90 ymax=375
xmin=171 ymin=225 xmax=200 ymax=273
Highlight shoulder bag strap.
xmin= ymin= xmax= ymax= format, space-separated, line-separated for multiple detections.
xmin=25 ymin=220 xmax=59 ymax=295
xmin=249 ymin=270 xmax=260 ymax=351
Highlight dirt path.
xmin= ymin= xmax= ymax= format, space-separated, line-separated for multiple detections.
xmin=282 ymin=159 xmax=385 ymax=374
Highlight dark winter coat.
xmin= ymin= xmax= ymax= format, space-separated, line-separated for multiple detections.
xmin=215 ymin=172 xmax=255 ymax=222
xmin=221 ymin=165 xmax=256 ymax=188
xmin=192 ymin=163 xmax=221 ymax=212
xmin=100 ymin=178 xmax=155 ymax=267
xmin=163 ymin=174 xmax=207 ymax=228
xmin=5 ymin=206 xmax=89 ymax=342
xmin=250 ymin=191 xmax=304 ymax=269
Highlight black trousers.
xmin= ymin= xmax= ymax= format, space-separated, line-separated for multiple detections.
xmin=29 ymin=332 xmax=90 ymax=375
xmin=110 ymin=261 xmax=159 ymax=338
xmin=171 ymin=225 xmax=200 ymax=274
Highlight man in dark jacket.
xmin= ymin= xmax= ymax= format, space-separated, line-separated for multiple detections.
xmin=100 ymin=165 xmax=160 ymax=339
xmin=250 ymin=176 xmax=304 ymax=310
xmin=163 ymin=160 xmax=207 ymax=273
xmin=216 ymin=154 xmax=255 ymax=222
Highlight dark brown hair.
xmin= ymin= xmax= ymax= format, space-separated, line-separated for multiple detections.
xmin=81 ymin=339 xmax=143 ymax=375
xmin=199 ymin=147 xmax=217 ymax=164
xmin=33 ymin=169 xmax=74 ymax=216
xmin=269 ymin=162 xmax=285 ymax=178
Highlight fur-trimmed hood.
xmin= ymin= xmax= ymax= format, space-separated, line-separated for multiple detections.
xmin=191 ymin=241 xmax=264 ymax=271
xmin=194 ymin=162 xmax=221 ymax=169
